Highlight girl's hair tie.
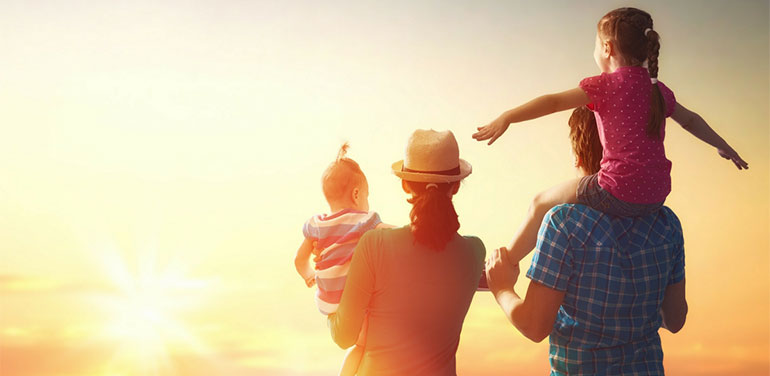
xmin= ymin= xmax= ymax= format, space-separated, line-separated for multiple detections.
xmin=644 ymin=28 xmax=653 ymax=36
xmin=651 ymin=78 xmax=658 ymax=84
xmin=425 ymin=183 xmax=439 ymax=190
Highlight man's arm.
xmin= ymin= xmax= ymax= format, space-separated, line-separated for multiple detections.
xmin=661 ymin=278 xmax=687 ymax=333
xmin=486 ymin=248 xmax=565 ymax=342
xmin=493 ymin=281 xmax=565 ymax=342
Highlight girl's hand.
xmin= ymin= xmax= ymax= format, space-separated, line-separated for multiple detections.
xmin=485 ymin=247 xmax=520 ymax=295
xmin=718 ymin=146 xmax=749 ymax=170
xmin=473 ymin=116 xmax=510 ymax=145
xmin=304 ymin=275 xmax=316 ymax=288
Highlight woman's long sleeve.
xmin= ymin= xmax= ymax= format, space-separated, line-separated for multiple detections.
xmin=327 ymin=231 xmax=376 ymax=348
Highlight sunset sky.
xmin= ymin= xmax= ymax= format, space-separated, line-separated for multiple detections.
xmin=1 ymin=1 xmax=768 ymax=375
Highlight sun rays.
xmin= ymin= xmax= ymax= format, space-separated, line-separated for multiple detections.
xmin=84 ymin=240 xmax=218 ymax=375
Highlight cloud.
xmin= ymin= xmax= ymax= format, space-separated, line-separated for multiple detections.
xmin=0 ymin=323 xmax=340 ymax=376
xmin=0 ymin=274 xmax=119 ymax=295
xmin=0 ymin=274 xmax=61 ymax=292
xmin=0 ymin=320 xmax=767 ymax=376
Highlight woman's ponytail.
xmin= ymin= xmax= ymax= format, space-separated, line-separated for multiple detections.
xmin=406 ymin=182 xmax=459 ymax=251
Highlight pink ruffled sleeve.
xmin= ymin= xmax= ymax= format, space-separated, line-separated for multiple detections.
xmin=579 ymin=74 xmax=609 ymax=111
xmin=656 ymin=81 xmax=677 ymax=118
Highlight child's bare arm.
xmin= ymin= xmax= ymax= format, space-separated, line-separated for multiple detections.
xmin=671 ymin=102 xmax=749 ymax=170
xmin=294 ymin=237 xmax=316 ymax=287
xmin=375 ymin=223 xmax=396 ymax=229
xmin=473 ymin=88 xmax=591 ymax=145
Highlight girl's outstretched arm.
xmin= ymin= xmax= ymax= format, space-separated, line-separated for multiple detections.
xmin=671 ymin=102 xmax=749 ymax=170
xmin=473 ymin=87 xmax=590 ymax=145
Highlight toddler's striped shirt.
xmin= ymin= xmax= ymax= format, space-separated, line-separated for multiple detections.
xmin=302 ymin=209 xmax=381 ymax=314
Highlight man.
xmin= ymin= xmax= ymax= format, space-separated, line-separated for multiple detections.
xmin=486 ymin=203 xmax=687 ymax=375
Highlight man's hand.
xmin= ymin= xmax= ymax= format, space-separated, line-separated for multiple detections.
xmin=718 ymin=146 xmax=749 ymax=170
xmin=473 ymin=115 xmax=510 ymax=145
xmin=486 ymin=247 xmax=520 ymax=295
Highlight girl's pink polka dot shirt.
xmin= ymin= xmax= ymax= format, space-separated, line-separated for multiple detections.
xmin=579 ymin=66 xmax=677 ymax=204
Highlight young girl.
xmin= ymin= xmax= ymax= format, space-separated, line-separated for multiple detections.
xmin=294 ymin=143 xmax=389 ymax=376
xmin=473 ymin=7 xmax=748 ymax=264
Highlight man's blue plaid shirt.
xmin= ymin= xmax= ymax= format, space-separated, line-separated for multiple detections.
xmin=527 ymin=204 xmax=685 ymax=375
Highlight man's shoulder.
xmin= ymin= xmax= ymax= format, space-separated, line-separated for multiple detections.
xmin=544 ymin=204 xmax=604 ymax=226
xmin=547 ymin=203 xmax=680 ymax=223
xmin=544 ymin=204 xmax=683 ymax=245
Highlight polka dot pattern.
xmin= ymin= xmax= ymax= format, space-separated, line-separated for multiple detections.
xmin=579 ymin=66 xmax=677 ymax=204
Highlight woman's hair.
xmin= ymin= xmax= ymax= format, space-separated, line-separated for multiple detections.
xmin=597 ymin=7 xmax=665 ymax=139
xmin=569 ymin=106 xmax=603 ymax=175
xmin=404 ymin=181 xmax=459 ymax=251
xmin=321 ymin=142 xmax=367 ymax=203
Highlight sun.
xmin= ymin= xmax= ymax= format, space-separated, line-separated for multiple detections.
xmin=86 ymin=241 xmax=216 ymax=375
xmin=106 ymin=279 xmax=178 ymax=348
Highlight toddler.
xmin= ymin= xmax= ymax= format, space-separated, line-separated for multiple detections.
xmin=295 ymin=143 xmax=388 ymax=376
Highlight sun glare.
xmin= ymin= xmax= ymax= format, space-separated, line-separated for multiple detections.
xmin=85 ymin=241 xmax=217 ymax=375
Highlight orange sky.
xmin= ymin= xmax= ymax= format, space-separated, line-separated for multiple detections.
xmin=1 ymin=1 xmax=768 ymax=375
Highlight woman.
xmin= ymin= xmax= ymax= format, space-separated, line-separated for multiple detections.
xmin=328 ymin=129 xmax=486 ymax=375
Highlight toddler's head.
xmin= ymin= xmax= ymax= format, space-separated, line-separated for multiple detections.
xmin=594 ymin=7 xmax=665 ymax=138
xmin=321 ymin=143 xmax=369 ymax=212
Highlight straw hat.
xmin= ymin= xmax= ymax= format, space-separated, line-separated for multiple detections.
xmin=391 ymin=129 xmax=472 ymax=183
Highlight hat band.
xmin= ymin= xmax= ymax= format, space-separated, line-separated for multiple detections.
xmin=402 ymin=165 xmax=461 ymax=175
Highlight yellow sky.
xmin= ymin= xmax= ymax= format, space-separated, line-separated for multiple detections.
xmin=1 ymin=1 xmax=768 ymax=375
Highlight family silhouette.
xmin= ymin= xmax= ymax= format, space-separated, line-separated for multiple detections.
xmin=294 ymin=7 xmax=747 ymax=376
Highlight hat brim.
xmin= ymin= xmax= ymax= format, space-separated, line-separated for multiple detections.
xmin=391 ymin=159 xmax=472 ymax=183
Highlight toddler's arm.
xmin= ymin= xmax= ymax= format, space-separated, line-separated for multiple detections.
xmin=671 ymin=102 xmax=748 ymax=170
xmin=294 ymin=237 xmax=316 ymax=287
xmin=473 ymin=88 xmax=590 ymax=145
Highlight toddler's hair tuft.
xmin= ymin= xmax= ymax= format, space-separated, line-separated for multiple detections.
xmin=322 ymin=142 xmax=367 ymax=203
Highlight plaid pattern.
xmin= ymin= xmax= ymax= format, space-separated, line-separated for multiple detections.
xmin=527 ymin=204 xmax=685 ymax=375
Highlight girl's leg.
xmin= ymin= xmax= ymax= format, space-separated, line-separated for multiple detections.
xmin=338 ymin=315 xmax=368 ymax=376
xmin=505 ymin=178 xmax=580 ymax=264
